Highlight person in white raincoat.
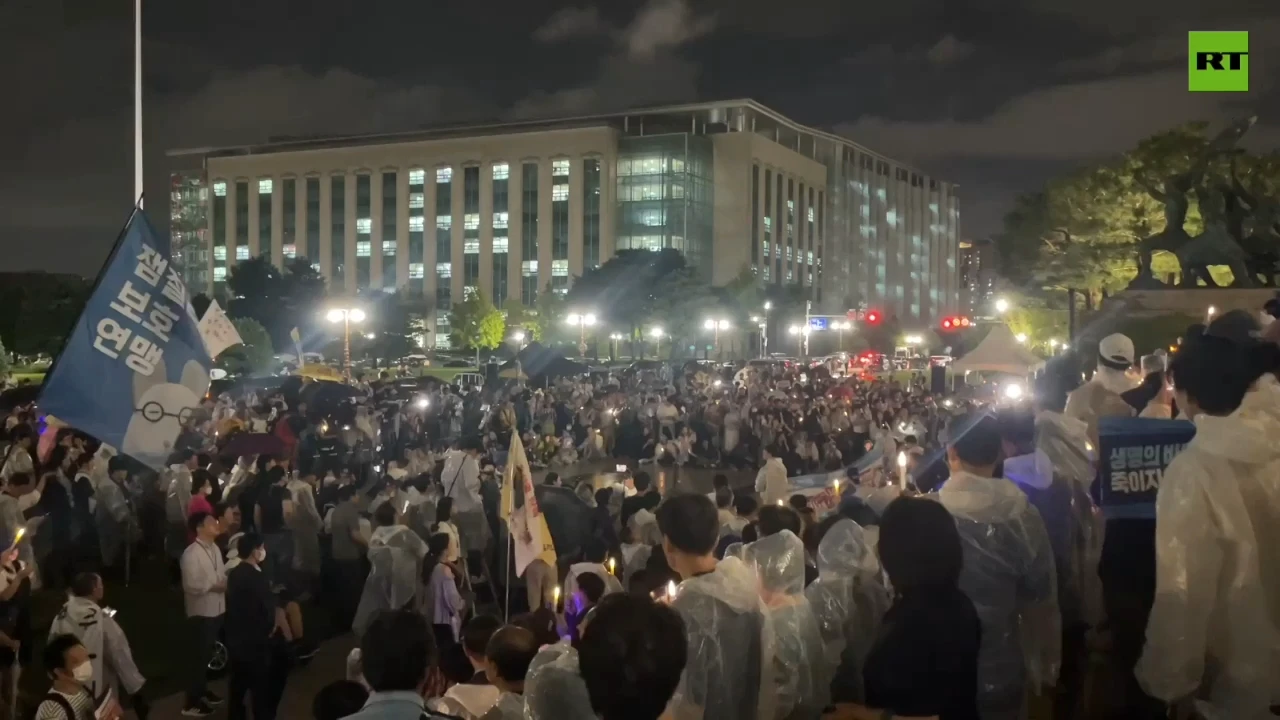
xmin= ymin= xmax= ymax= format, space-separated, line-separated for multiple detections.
xmin=286 ymin=471 xmax=324 ymax=586
xmin=523 ymin=643 xmax=595 ymax=720
xmin=353 ymin=503 xmax=429 ymax=636
xmin=48 ymin=572 xmax=146 ymax=711
xmin=94 ymin=458 xmax=137 ymax=572
xmin=657 ymin=494 xmax=775 ymax=720
xmin=755 ymin=445 xmax=790 ymax=507
xmin=805 ymin=518 xmax=891 ymax=703
xmin=1136 ymin=335 xmax=1280 ymax=719
xmin=164 ymin=451 xmax=197 ymax=560
xmin=937 ymin=413 xmax=1059 ymax=720
xmin=744 ymin=529 xmax=827 ymax=719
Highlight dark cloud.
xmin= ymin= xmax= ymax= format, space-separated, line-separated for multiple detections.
xmin=926 ymin=34 xmax=976 ymax=66
xmin=533 ymin=6 xmax=610 ymax=44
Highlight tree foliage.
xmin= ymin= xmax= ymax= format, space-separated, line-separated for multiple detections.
xmin=1002 ymin=292 xmax=1070 ymax=353
xmin=449 ymin=289 xmax=505 ymax=352
xmin=0 ymin=272 xmax=90 ymax=357
xmin=997 ymin=121 xmax=1280 ymax=292
xmin=533 ymin=284 xmax=567 ymax=343
xmin=564 ymin=249 xmax=686 ymax=334
xmin=502 ymin=299 xmax=541 ymax=342
xmin=225 ymin=255 xmax=328 ymax=347
xmin=0 ymin=336 xmax=10 ymax=377
xmin=356 ymin=290 xmax=430 ymax=363
xmin=220 ymin=318 xmax=275 ymax=376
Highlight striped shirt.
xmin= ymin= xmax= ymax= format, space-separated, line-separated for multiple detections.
xmin=34 ymin=689 xmax=95 ymax=720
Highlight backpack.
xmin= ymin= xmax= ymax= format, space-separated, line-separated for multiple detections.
xmin=37 ymin=693 xmax=78 ymax=720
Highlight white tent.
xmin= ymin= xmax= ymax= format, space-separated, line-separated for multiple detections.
xmin=950 ymin=324 xmax=1046 ymax=375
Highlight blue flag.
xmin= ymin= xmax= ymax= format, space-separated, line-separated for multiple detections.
xmin=39 ymin=209 xmax=212 ymax=469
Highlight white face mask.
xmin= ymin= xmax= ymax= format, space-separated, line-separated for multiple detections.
xmin=253 ymin=548 xmax=267 ymax=564
xmin=71 ymin=661 xmax=93 ymax=684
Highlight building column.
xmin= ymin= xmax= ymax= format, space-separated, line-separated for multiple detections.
xmin=568 ymin=155 xmax=584 ymax=279
xmin=319 ymin=175 xmax=332 ymax=280
xmin=248 ymin=181 xmax=261 ymax=257
xmin=397 ymin=171 xmax=410 ymax=290
xmin=537 ymin=160 xmax=553 ymax=296
xmin=270 ymin=176 xmax=284 ymax=269
xmin=479 ymin=164 xmax=494 ymax=297
xmin=344 ymin=173 xmax=357 ymax=295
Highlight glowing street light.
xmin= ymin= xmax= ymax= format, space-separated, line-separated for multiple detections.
xmin=565 ymin=312 xmax=597 ymax=357
xmin=832 ymin=320 xmax=853 ymax=351
xmin=325 ymin=306 xmax=366 ymax=381
xmin=648 ymin=326 xmax=665 ymax=358
xmin=760 ymin=302 xmax=773 ymax=358
xmin=1015 ymin=333 xmax=1028 ymax=344
xmin=704 ymin=318 xmax=731 ymax=358
xmin=995 ymin=297 xmax=1011 ymax=314
xmin=608 ymin=332 xmax=626 ymax=359
xmin=788 ymin=325 xmax=808 ymax=355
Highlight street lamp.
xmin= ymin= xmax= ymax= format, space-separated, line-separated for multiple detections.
xmin=832 ymin=321 xmax=852 ymax=351
xmin=1206 ymin=305 xmax=1217 ymax=324
xmin=648 ymin=326 xmax=665 ymax=358
xmin=995 ymin=297 xmax=1011 ymax=315
xmin=608 ymin=332 xmax=626 ymax=360
xmin=762 ymin=301 xmax=772 ymax=358
xmin=1015 ymin=333 xmax=1028 ymax=344
xmin=703 ymin=318 xmax=731 ymax=359
xmin=510 ymin=330 xmax=527 ymax=350
xmin=788 ymin=325 xmax=808 ymax=356
xmin=565 ymin=312 xmax=597 ymax=357
xmin=325 ymin=307 xmax=366 ymax=381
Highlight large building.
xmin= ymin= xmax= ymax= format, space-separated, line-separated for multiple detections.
xmin=958 ymin=238 xmax=996 ymax=317
xmin=169 ymin=100 xmax=960 ymax=347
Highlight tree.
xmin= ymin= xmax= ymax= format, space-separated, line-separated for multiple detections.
xmin=1002 ymin=291 xmax=1070 ymax=354
xmin=0 ymin=272 xmax=90 ymax=357
xmin=0 ymin=336 xmax=10 ymax=377
xmin=357 ymin=290 xmax=430 ymax=363
xmin=226 ymin=255 xmax=329 ymax=348
xmin=220 ymin=318 xmax=275 ymax=376
xmin=448 ymin=289 xmax=505 ymax=358
xmin=564 ymin=249 xmax=686 ymax=336
xmin=647 ymin=268 xmax=725 ymax=358
xmin=534 ymin=284 xmax=567 ymax=344
xmin=502 ymin=298 xmax=541 ymax=342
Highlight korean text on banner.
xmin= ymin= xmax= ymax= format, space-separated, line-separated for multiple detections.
xmin=38 ymin=210 xmax=212 ymax=470
xmin=1095 ymin=416 xmax=1196 ymax=520
xmin=789 ymin=441 xmax=889 ymax=517
xmin=198 ymin=300 xmax=244 ymax=358
xmin=502 ymin=433 xmax=557 ymax=576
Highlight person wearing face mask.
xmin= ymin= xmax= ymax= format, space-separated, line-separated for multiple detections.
xmin=47 ymin=572 xmax=147 ymax=719
xmin=35 ymin=634 xmax=122 ymax=720
xmin=186 ymin=471 xmax=216 ymax=542
xmin=225 ymin=533 xmax=285 ymax=720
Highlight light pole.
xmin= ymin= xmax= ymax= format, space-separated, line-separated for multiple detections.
xmin=995 ymin=297 xmax=1010 ymax=315
xmin=565 ymin=312 xmax=597 ymax=357
xmin=608 ymin=333 xmax=625 ymax=360
xmin=703 ymin=318 xmax=731 ymax=359
xmin=833 ymin=321 xmax=852 ymax=351
xmin=762 ymin=301 xmax=772 ymax=358
xmin=648 ymin=327 xmax=664 ymax=359
xmin=326 ymin=307 xmax=366 ymax=381
xmin=788 ymin=325 xmax=808 ymax=356
xmin=511 ymin=330 xmax=527 ymax=350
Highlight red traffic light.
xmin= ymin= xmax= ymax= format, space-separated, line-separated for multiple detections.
xmin=941 ymin=318 xmax=953 ymax=330
xmin=959 ymin=316 xmax=972 ymax=327
xmin=865 ymin=311 xmax=881 ymax=325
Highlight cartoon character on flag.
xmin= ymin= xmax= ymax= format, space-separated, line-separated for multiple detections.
xmin=37 ymin=209 xmax=212 ymax=470
xmin=501 ymin=433 xmax=556 ymax=575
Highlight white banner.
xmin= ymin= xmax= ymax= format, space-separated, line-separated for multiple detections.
xmin=503 ymin=434 xmax=557 ymax=577
xmin=198 ymin=300 xmax=243 ymax=358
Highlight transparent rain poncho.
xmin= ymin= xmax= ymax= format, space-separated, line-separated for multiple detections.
xmin=524 ymin=642 xmax=595 ymax=720
xmin=669 ymin=556 xmax=776 ymax=720
xmin=286 ymin=476 xmax=324 ymax=576
xmin=1136 ymin=376 xmax=1280 ymax=718
xmin=937 ymin=471 xmax=1060 ymax=720
xmin=745 ymin=530 xmax=828 ymax=719
xmin=804 ymin=519 xmax=891 ymax=703
xmin=352 ymin=524 xmax=428 ymax=635
xmin=94 ymin=479 xmax=135 ymax=567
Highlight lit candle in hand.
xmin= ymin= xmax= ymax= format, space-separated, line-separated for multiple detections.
xmin=897 ymin=451 xmax=908 ymax=491
xmin=666 ymin=580 xmax=678 ymax=600
xmin=552 ymin=585 xmax=561 ymax=610
xmin=607 ymin=557 xmax=616 ymax=575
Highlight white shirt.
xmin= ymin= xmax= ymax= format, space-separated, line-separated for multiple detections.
xmin=179 ymin=539 xmax=226 ymax=618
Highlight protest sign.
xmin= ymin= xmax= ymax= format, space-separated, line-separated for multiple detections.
xmin=1095 ymin=416 xmax=1196 ymax=520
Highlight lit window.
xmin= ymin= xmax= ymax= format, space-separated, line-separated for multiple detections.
xmin=492 ymin=163 xmax=509 ymax=180
xmin=214 ymin=246 xmax=227 ymax=261
xmin=409 ymin=263 xmax=425 ymax=279
xmin=236 ymin=246 xmax=249 ymax=261
xmin=522 ymin=261 xmax=538 ymax=276
xmin=763 ymin=217 xmax=772 ymax=230
xmin=638 ymin=209 xmax=664 ymax=226
xmin=617 ymin=159 xmax=631 ymax=176
xmin=213 ymin=267 xmax=227 ymax=281
xmin=493 ymin=212 xmax=508 ymax=229
xmin=464 ymin=240 xmax=479 ymax=254
xmin=408 ymin=169 xmax=425 ymax=185
xmin=876 ymin=188 xmax=887 ymax=202
xmin=258 ymin=178 xmax=273 ymax=194
xmin=671 ymin=184 xmax=685 ymax=199
xmin=762 ymin=265 xmax=770 ymax=281
xmin=552 ymin=183 xmax=569 ymax=202
xmin=464 ymin=214 xmax=479 ymax=230
xmin=554 ymin=287 xmax=567 ymax=296
xmin=356 ymin=241 xmax=371 ymax=257
xmin=807 ymin=251 xmax=815 ymax=265
xmin=437 ymin=215 xmax=452 ymax=230
xmin=552 ymin=260 xmax=568 ymax=277
xmin=807 ymin=207 xmax=815 ymax=222
xmin=213 ymin=181 xmax=227 ymax=197
xmin=787 ymin=270 xmax=794 ymax=282
xmin=283 ymin=244 xmax=296 ymax=258
xmin=436 ymin=167 xmax=453 ymax=184
xmin=409 ymin=192 xmax=424 ymax=209
xmin=671 ymin=158 xmax=685 ymax=172
xmin=383 ymin=241 xmax=396 ymax=256
xmin=312 ymin=262 xmax=321 ymax=272
xmin=356 ymin=218 xmax=372 ymax=234
xmin=409 ymin=216 xmax=425 ymax=232
xmin=493 ymin=237 xmax=509 ymax=254
xmin=436 ymin=262 xmax=452 ymax=278
xmin=552 ymin=159 xmax=570 ymax=176
xmin=763 ymin=242 xmax=770 ymax=258
xmin=886 ymin=210 xmax=898 ymax=226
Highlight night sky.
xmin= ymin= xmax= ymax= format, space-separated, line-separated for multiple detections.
xmin=2 ymin=0 xmax=1276 ymax=276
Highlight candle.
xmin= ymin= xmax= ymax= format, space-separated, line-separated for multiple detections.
xmin=12 ymin=527 xmax=25 ymax=544
xmin=552 ymin=585 xmax=561 ymax=610
xmin=607 ymin=557 xmax=617 ymax=575
xmin=666 ymin=580 xmax=677 ymax=600
xmin=897 ymin=451 xmax=908 ymax=491
xmin=832 ymin=478 xmax=841 ymax=495
xmin=776 ymin=499 xmax=784 ymax=506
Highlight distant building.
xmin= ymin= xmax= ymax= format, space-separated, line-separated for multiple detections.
xmin=169 ymin=100 xmax=959 ymax=348
xmin=959 ymin=238 xmax=996 ymax=317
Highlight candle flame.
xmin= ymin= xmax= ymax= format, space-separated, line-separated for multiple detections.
xmin=607 ymin=557 xmax=616 ymax=574
xmin=553 ymin=585 xmax=561 ymax=602
xmin=12 ymin=527 xmax=24 ymax=543
xmin=666 ymin=580 xmax=677 ymax=599
xmin=897 ymin=451 xmax=907 ymax=467
xmin=776 ymin=499 xmax=784 ymax=506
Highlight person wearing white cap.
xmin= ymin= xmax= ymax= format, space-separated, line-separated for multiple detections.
xmin=1065 ymin=333 xmax=1137 ymax=446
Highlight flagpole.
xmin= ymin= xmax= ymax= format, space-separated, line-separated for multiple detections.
xmin=134 ymin=0 xmax=143 ymax=209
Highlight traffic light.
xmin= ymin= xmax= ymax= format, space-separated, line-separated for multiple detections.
xmin=940 ymin=315 xmax=972 ymax=331
xmin=865 ymin=310 xmax=881 ymax=325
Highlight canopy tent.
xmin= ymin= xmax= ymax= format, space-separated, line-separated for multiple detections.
xmin=499 ymin=342 xmax=589 ymax=380
xmin=950 ymin=324 xmax=1046 ymax=375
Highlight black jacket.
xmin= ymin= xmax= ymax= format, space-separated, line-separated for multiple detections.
xmin=225 ymin=563 xmax=276 ymax=660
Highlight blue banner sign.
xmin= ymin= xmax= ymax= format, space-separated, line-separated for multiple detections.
xmin=39 ymin=210 xmax=211 ymax=469
xmin=809 ymin=317 xmax=830 ymax=331
xmin=1095 ymin=416 xmax=1196 ymax=520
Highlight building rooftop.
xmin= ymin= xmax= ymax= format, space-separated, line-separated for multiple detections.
xmin=167 ymin=98 xmax=922 ymax=173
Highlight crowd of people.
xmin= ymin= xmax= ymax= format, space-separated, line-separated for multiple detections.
xmin=1 ymin=303 xmax=1279 ymax=720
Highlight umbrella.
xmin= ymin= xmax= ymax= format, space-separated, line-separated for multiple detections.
xmin=499 ymin=367 xmax=527 ymax=380
xmin=533 ymin=484 xmax=594 ymax=561
xmin=0 ymin=385 xmax=40 ymax=413
xmin=299 ymin=381 xmax=365 ymax=415
xmin=222 ymin=432 xmax=286 ymax=458
xmin=499 ymin=343 xmax=589 ymax=380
